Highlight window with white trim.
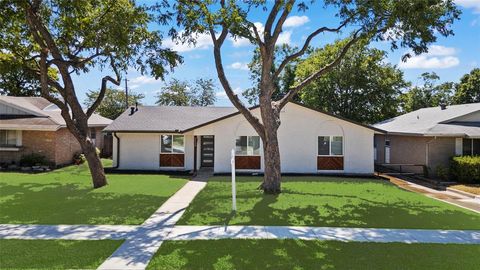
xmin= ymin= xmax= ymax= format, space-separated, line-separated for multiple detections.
xmin=161 ymin=135 xmax=185 ymax=153
xmin=318 ymin=136 xmax=343 ymax=156
xmin=462 ymin=138 xmax=480 ymax=156
xmin=235 ymin=136 xmax=260 ymax=156
xmin=0 ymin=130 xmax=17 ymax=147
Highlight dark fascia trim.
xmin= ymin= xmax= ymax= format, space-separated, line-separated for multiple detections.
xmin=184 ymin=101 xmax=385 ymax=133
xmin=102 ymin=129 xmax=183 ymax=134
xmin=290 ymin=102 xmax=386 ymax=133
xmin=181 ymin=105 xmax=260 ymax=133
xmin=104 ymin=101 xmax=385 ymax=134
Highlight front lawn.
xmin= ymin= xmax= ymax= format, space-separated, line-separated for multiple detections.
xmin=147 ymin=239 xmax=480 ymax=270
xmin=178 ymin=177 xmax=480 ymax=229
xmin=0 ymin=239 xmax=122 ymax=269
xmin=0 ymin=160 xmax=188 ymax=225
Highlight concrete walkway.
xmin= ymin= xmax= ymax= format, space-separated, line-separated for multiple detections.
xmin=1 ymin=171 xmax=479 ymax=269
xmin=2 ymin=224 xmax=479 ymax=245
xmin=97 ymin=172 xmax=209 ymax=270
xmin=166 ymin=225 xmax=480 ymax=244
xmin=382 ymin=174 xmax=480 ymax=213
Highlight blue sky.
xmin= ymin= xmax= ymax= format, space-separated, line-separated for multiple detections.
xmin=73 ymin=1 xmax=480 ymax=107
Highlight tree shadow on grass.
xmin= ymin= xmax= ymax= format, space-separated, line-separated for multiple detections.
xmin=179 ymin=178 xmax=480 ymax=229
xmin=0 ymin=182 xmax=170 ymax=225
xmin=147 ymin=239 xmax=480 ymax=270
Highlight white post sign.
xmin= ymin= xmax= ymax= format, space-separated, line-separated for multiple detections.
xmin=231 ymin=149 xmax=237 ymax=211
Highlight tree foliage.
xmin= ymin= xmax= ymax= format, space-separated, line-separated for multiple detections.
xmin=296 ymin=40 xmax=408 ymax=124
xmin=243 ymin=44 xmax=303 ymax=105
xmin=400 ymin=72 xmax=455 ymax=113
xmin=454 ymin=68 xmax=480 ymax=104
xmin=156 ymin=78 xmax=217 ymax=106
xmin=0 ymin=0 xmax=181 ymax=188
xmin=174 ymin=0 xmax=460 ymax=193
xmin=84 ymin=88 xmax=144 ymax=120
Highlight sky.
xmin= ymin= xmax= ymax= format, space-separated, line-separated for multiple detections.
xmin=72 ymin=0 xmax=480 ymax=107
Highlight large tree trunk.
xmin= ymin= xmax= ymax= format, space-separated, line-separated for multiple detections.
xmin=259 ymin=93 xmax=282 ymax=194
xmin=80 ymin=139 xmax=108 ymax=188
xmin=261 ymin=127 xmax=282 ymax=194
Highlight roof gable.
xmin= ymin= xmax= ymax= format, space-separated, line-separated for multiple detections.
xmin=104 ymin=102 xmax=382 ymax=133
xmin=374 ymin=103 xmax=480 ymax=136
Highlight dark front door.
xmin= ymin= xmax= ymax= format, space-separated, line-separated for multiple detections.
xmin=201 ymin=136 xmax=214 ymax=167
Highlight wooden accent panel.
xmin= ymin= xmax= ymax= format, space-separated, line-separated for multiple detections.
xmin=317 ymin=156 xmax=343 ymax=170
xmin=160 ymin=154 xmax=184 ymax=167
xmin=235 ymin=156 xmax=261 ymax=170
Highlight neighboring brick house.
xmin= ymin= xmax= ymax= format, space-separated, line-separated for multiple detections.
xmin=374 ymin=103 xmax=480 ymax=177
xmin=0 ymin=96 xmax=112 ymax=167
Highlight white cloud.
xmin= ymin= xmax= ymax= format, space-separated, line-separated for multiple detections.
xmin=455 ymin=0 xmax=480 ymax=13
xmin=427 ymin=45 xmax=457 ymax=56
xmin=398 ymin=45 xmax=460 ymax=69
xmin=130 ymin=75 xmax=158 ymax=85
xmin=216 ymin=87 xmax=242 ymax=98
xmin=283 ymin=16 xmax=310 ymax=28
xmin=229 ymin=62 xmax=249 ymax=71
xmin=163 ymin=32 xmax=213 ymax=52
xmin=277 ymin=31 xmax=292 ymax=45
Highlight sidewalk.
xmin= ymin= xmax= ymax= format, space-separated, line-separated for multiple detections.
xmin=381 ymin=174 xmax=480 ymax=213
xmin=97 ymin=173 xmax=209 ymax=270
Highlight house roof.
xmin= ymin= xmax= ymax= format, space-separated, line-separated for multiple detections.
xmin=104 ymin=102 xmax=383 ymax=133
xmin=0 ymin=96 xmax=112 ymax=131
xmin=374 ymin=103 xmax=480 ymax=137
xmin=104 ymin=105 xmax=237 ymax=133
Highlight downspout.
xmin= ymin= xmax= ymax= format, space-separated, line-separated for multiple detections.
xmin=425 ymin=136 xmax=436 ymax=177
xmin=113 ymin=132 xmax=120 ymax=169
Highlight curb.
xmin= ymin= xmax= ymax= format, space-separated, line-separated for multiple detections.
xmin=446 ymin=187 xmax=480 ymax=200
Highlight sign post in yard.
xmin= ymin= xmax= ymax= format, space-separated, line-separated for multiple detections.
xmin=231 ymin=149 xmax=237 ymax=211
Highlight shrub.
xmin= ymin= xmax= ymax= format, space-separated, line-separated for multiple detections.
xmin=72 ymin=153 xmax=86 ymax=165
xmin=435 ymin=165 xmax=450 ymax=181
xmin=20 ymin=153 xmax=48 ymax=167
xmin=450 ymin=156 xmax=480 ymax=184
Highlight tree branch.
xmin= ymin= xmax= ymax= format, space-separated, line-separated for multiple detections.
xmin=270 ymin=0 xmax=294 ymax=47
xmin=210 ymin=25 xmax=265 ymax=138
xmin=274 ymin=17 xmax=353 ymax=79
xmin=278 ymin=29 xmax=363 ymax=109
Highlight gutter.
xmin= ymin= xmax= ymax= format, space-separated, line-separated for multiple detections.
xmin=113 ymin=132 xmax=120 ymax=169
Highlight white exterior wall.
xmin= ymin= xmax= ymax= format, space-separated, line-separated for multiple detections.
xmin=112 ymin=103 xmax=375 ymax=174
xmin=113 ymin=132 xmax=194 ymax=170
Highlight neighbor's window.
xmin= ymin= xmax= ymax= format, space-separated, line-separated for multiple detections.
xmin=318 ymin=136 xmax=343 ymax=156
xmin=161 ymin=135 xmax=185 ymax=153
xmin=90 ymin=128 xmax=96 ymax=140
xmin=236 ymin=136 xmax=260 ymax=156
xmin=0 ymin=130 xmax=17 ymax=147
xmin=462 ymin=138 xmax=480 ymax=156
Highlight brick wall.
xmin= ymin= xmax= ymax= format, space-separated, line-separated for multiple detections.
xmin=0 ymin=127 xmax=107 ymax=167
xmin=55 ymin=128 xmax=82 ymax=165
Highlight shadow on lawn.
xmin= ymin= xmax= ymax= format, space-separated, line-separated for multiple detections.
xmin=181 ymin=177 xmax=480 ymax=229
xmin=0 ymin=182 xmax=168 ymax=225
xmin=148 ymin=239 xmax=480 ymax=270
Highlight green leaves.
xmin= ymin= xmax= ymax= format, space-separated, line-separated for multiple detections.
xmin=296 ymin=40 xmax=408 ymax=124
xmin=155 ymin=78 xmax=217 ymax=106
xmin=84 ymin=88 xmax=144 ymax=120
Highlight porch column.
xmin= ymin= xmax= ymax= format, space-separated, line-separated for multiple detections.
xmin=193 ymin=136 xmax=198 ymax=172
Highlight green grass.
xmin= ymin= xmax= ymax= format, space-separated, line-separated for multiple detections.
xmin=147 ymin=239 xmax=480 ymax=270
xmin=0 ymin=160 xmax=188 ymax=225
xmin=0 ymin=239 xmax=122 ymax=269
xmin=178 ymin=177 xmax=480 ymax=229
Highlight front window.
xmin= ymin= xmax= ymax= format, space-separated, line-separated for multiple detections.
xmin=463 ymin=138 xmax=480 ymax=156
xmin=236 ymin=136 xmax=260 ymax=156
xmin=0 ymin=130 xmax=17 ymax=147
xmin=161 ymin=135 xmax=184 ymax=153
xmin=318 ymin=136 xmax=343 ymax=156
